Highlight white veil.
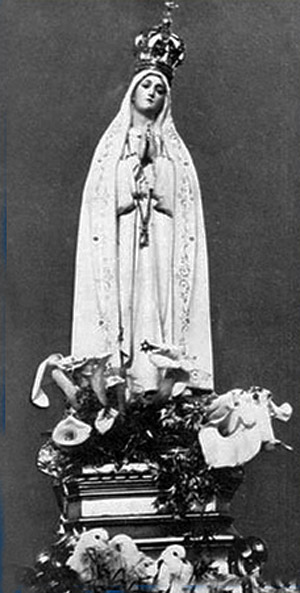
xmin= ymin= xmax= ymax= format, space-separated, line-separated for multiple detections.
xmin=72 ymin=69 xmax=214 ymax=390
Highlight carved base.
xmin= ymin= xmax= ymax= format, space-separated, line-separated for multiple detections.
xmin=54 ymin=464 xmax=238 ymax=561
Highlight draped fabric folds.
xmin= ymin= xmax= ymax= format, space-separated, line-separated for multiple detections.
xmin=71 ymin=70 xmax=213 ymax=391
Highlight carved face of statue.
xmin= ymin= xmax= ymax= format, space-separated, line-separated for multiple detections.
xmin=132 ymin=74 xmax=167 ymax=119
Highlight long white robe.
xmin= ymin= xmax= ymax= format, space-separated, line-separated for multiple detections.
xmin=72 ymin=70 xmax=214 ymax=391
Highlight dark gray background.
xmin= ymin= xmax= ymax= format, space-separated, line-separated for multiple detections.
xmin=3 ymin=0 xmax=300 ymax=590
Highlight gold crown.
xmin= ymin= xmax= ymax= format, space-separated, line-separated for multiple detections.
xmin=134 ymin=1 xmax=186 ymax=84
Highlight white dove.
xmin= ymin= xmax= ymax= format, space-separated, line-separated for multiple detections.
xmin=154 ymin=544 xmax=194 ymax=593
xmin=134 ymin=553 xmax=157 ymax=582
xmin=109 ymin=534 xmax=141 ymax=571
xmin=66 ymin=528 xmax=109 ymax=582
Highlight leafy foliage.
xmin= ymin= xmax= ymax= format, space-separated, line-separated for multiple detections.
xmin=38 ymin=391 xmax=245 ymax=516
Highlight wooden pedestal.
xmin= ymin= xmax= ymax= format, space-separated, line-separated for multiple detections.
xmin=54 ymin=465 xmax=237 ymax=559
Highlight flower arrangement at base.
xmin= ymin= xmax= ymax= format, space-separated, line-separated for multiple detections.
xmin=32 ymin=354 xmax=292 ymax=517
xmin=27 ymin=354 xmax=296 ymax=591
xmin=22 ymin=528 xmax=297 ymax=593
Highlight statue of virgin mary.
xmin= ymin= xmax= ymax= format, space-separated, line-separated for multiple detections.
xmin=71 ymin=3 xmax=214 ymax=393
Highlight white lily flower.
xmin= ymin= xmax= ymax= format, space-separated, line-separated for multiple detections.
xmin=94 ymin=408 xmax=119 ymax=435
xmin=52 ymin=416 xmax=92 ymax=447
